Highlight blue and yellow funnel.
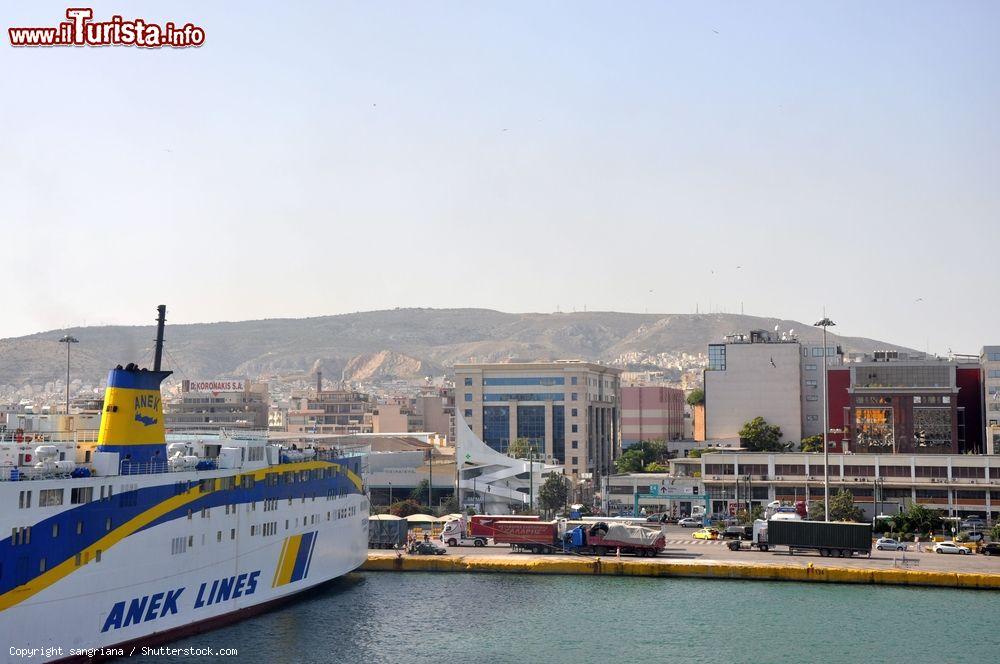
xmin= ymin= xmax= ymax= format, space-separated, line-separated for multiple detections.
xmin=97 ymin=363 xmax=172 ymax=467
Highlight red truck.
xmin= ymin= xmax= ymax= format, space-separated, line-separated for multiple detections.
xmin=439 ymin=514 xmax=541 ymax=547
xmin=492 ymin=520 xmax=561 ymax=553
xmin=469 ymin=515 xmax=540 ymax=539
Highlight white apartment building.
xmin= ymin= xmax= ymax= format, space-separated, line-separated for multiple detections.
xmin=704 ymin=329 xmax=841 ymax=446
xmin=982 ymin=346 xmax=1000 ymax=454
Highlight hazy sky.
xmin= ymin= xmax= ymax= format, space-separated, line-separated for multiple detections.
xmin=2 ymin=2 xmax=997 ymax=353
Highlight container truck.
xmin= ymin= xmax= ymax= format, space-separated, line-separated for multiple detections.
xmin=763 ymin=519 xmax=872 ymax=557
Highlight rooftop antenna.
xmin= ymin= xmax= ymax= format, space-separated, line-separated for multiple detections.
xmin=153 ymin=305 xmax=166 ymax=371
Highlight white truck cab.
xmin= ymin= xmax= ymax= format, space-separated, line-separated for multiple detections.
xmin=438 ymin=516 xmax=487 ymax=547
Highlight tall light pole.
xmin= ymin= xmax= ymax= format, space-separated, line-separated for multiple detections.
xmin=814 ymin=316 xmax=835 ymax=521
xmin=58 ymin=335 xmax=79 ymax=416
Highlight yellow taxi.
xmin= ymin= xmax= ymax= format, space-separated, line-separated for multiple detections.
xmin=692 ymin=528 xmax=720 ymax=540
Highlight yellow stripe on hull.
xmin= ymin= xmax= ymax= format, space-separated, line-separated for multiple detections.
xmin=275 ymin=535 xmax=303 ymax=587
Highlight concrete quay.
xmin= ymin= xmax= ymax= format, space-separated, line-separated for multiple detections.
xmin=362 ymin=546 xmax=1000 ymax=590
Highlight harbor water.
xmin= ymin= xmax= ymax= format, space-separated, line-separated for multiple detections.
xmin=138 ymin=572 xmax=1000 ymax=663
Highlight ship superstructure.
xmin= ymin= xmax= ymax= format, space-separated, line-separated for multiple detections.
xmin=0 ymin=307 xmax=368 ymax=661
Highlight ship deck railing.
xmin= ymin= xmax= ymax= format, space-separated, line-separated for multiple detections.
xmin=0 ymin=430 xmax=100 ymax=444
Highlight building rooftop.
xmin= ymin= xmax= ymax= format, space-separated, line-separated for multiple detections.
xmin=454 ymin=360 xmax=621 ymax=373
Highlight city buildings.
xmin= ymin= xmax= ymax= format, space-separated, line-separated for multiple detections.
xmin=164 ymin=378 xmax=269 ymax=430
xmin=621 ymin=386 xmax=685 ymax=447
xmin=826 ymin=352 xmax=983 ymax=454
xmin=453 ymin=360 xmax=621 ymax=478
xmin=369 ymin=389 xmax=455 ymax=440
xmin=286 ymin=387 xmax=372 ymax=435
xmin=982 ymin=346 xmax=1000 ymax=454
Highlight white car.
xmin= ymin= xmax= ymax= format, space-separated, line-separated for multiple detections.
xmin=932 ymin=541 xmax=971 ymax=555
xmin=678 ymin=517 xmax=702 ymax=528
xmin=875 ymin=537 xmax=907 ymax=551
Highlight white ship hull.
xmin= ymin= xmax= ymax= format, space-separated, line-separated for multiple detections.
xmin=0 ymin=460 xmax=368 ymax=662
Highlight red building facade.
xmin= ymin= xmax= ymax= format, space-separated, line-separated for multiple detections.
xmin=825 ymin=361 xmax=983 ymax=454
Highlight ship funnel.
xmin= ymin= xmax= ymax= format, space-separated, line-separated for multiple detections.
xmin=96 ymin=306 xmax=172 ymax=468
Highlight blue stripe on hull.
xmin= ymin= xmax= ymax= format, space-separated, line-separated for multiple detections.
xmin=290 ymin=532 xmax=314 ymax=583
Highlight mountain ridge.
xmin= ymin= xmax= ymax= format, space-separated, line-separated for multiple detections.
xmin=0 ymin=308 xmax=916 ymax=388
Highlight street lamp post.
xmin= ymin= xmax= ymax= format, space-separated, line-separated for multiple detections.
xmin=813 ymin=316 xmax=836 ymax=522
xmin=58 ymin=335 xmax=79 ymax=416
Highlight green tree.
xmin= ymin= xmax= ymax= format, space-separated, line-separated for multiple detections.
xmin=688 ymin=447 xmax=721 ymax=458
xmin=615 ymin=440 xmax=670 ymax=473
xmin=893 ymin=503 xmax=942 ymax=536
xmin=644 ymin=461 xmax=669 ymax=473
xmin=736 ymin=504 xmax=764 ymax=525
xmin=991 ymin=523 xmax=1000 ymax=541
xmin=440 ymin=494 xmax=459 ymax=514
xmin=686 ymin=388 xmax=705 ymax=406
xmin=808 ymin=489 xmax=865 ymax=522
xmin=739 ymin=416 xmax=786 ymax=452
xmin=614 ymin=448 xmax=645 ymax=473
xmin=800 ymin=435 xmax=824 ymax=453
xmin=388 ymin=499 xmax=423 ymax=517
xmin=507 ymin=437 xmax=537 ymax=460
xmin=538 ymin=472 xmax=570 ymax=517
xmin=409 ymin=479 xmax=431 ymax=504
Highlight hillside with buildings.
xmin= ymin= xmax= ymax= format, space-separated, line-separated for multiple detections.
xmin=0 ymin=308 xmax=913 ymax=396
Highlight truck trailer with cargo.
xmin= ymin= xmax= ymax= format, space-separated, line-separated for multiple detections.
xmin=369 ymin=517 xmax=408 ymax=549
xmin=491 ymin=520 xmax=666 ymax=556
xmin=763 ymin=519 xmax=872 ymax=557
xmin=564 ymin=522 xmax=666 ymax=557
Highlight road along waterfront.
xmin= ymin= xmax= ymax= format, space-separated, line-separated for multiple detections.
xmin=136 ymin=572 xmax=1000 ymax=664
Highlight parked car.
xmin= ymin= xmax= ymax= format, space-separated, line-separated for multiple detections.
xmin=932 ymin=541 xmax=971 ymax=555
xmin=722 ymin=525 xmax=753 ymax=541
xmin=959 ymin=531 xmax=985 ymax=542
xmin=693 ymin=528 xmax=720 ymax=540
xmin=961 ymin=518 xmax=986 ymax=530
xmin=980 ymin=542 xmax=1000 ymax=556
xmin=646 ymin=512 xmax=668 ymax=523
xmin=678 ymin=517 xmax=702 ymax=528
xmin=875 ymin=537 xmax=907 ymax=551
xmin=409 ymin=541 xmax=447 ymax=555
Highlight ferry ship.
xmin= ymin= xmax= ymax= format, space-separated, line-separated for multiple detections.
xmin=0 ymin=307 xmax=369 ymax=661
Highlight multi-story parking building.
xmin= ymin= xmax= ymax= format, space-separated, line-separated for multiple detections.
xmin=453 ymin=360 xmax=621 ymax=479
xmin=668 ymin=451 xmax=1000 ymax=521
